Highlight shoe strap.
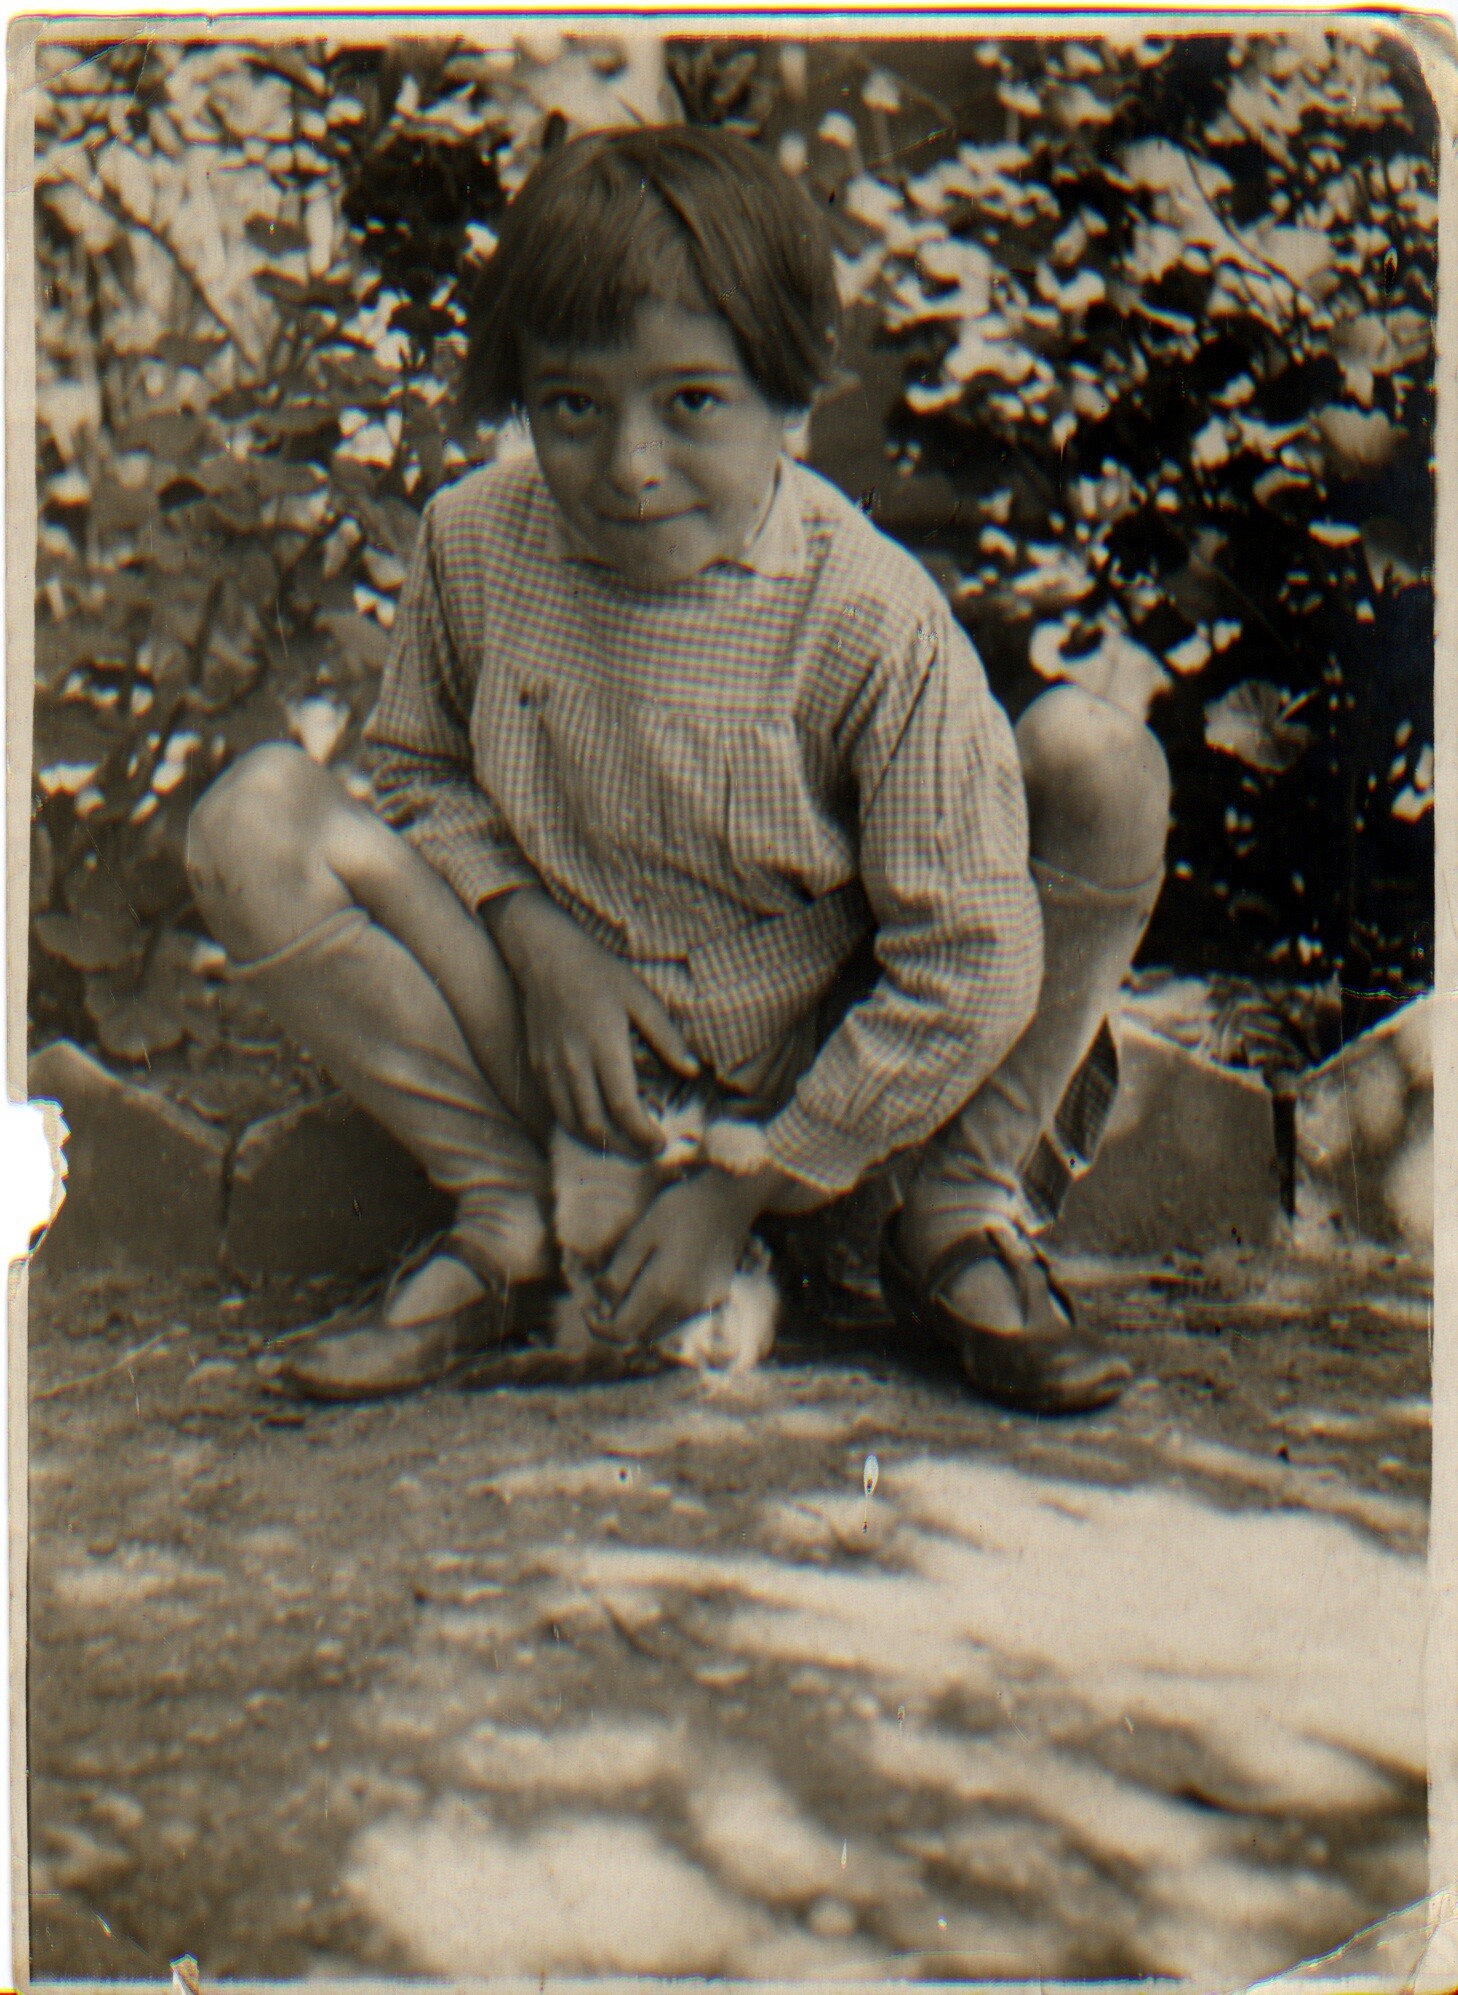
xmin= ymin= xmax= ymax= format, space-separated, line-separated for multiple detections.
xmin=442 ymin=1230 xmax=520 ymax=1295
xmin=917 ymin=1223 xmax=1025 ymax=1305
xmin=917 ymin=1222 xmax=1075 ymax=1337
xmin=383 ymin=1226 xmax=510 ymax=1302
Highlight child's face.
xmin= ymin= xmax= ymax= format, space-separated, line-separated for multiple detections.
xmin=520 ymin=299 xmax=794 ymax=588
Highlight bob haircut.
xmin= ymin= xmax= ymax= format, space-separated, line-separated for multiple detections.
xmin=461 ymin=125 xmax=841 ymax=422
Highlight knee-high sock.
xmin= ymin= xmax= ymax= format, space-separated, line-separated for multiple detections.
xmin=912 ymin=859 xmax=1163 ymax=1234
xmin=231 ymin=906 xmax=550 ymax=1280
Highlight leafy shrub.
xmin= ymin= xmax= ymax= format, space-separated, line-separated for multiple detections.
xmin=743 ymin=31 xmax=1436 ymax=1017
xmin=32 ymin=29 xmax=1435 ymax=1069
xmin=33 ymin=40 xmax=512 ymax=1059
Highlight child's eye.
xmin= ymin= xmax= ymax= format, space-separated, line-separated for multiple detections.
xmin=547 ymin=391 xmax=597 ymax=423
xmin=672 ymin=387 xmax=723 ymax=417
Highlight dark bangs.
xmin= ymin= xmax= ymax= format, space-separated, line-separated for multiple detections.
xmin=461 ymin=126 xmax=840 ymax=423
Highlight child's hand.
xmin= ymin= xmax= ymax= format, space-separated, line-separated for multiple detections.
xmin=591 ymin=1169 xmax=762 ymax=1346
xmin=486 ymin=889 xmax=699 ymax=1155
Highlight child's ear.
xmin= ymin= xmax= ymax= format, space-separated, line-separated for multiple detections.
xmin=782 ymin=407 xmax=813 ymax=461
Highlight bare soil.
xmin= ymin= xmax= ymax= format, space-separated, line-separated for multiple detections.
xmin=26 ymin=1231 xmax=1430 ymax=1984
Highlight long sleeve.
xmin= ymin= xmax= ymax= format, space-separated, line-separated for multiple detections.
xmin=761 ymin=604 xmax=1044 ymax=1195
xmin=363 ymin=501 xmax=541 ymax=911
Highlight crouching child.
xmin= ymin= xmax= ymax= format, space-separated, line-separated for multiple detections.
xmin=187 ymin=125 xmax=1169 ymax=1413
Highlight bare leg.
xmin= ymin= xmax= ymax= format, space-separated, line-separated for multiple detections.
xmin=188 ymin=746 xmax=550 ymax=1320
xmin=899 ymin=684 xmax=1170 ymax=1331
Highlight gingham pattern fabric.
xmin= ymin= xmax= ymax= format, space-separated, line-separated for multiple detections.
xmin=365 ymin=453 xmax=1043 ymax=1195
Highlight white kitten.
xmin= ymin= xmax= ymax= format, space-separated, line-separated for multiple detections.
xmin=548 ymin=1095 xmax=779 ymax=1373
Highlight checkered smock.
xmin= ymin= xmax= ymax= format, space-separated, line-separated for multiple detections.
xmin=364 ymin=453 xmax=1043 ymax=1195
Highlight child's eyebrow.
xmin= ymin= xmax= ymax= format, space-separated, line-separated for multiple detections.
xmin=653 ymin=361 xmax=741 ymax=379
xmin=527 ymin=360 xmax=742 ymax=388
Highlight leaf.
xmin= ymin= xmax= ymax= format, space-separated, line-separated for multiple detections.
xmin=1166 ymin=630 xmax=1212 ymax=675
xmin=1331 ymin=311 xmax=1430 ymax=403
xmin=244 ymin=49 xmax=328 ymax=101
xmin=287 ymin=695 xmax=350 ymax=764
xmin=34 ymin=910 xmax=144 ymax=972
xmin=155 ymin=332 xmax=228 ymax=370
xmin=84 ymin=969 xmax=185 ymax=1062
xmin=206 ymin=682 xmax=295 ymax=766
xmin=253 ymin=268 xmax=312 ymax=305
xmin=1250 ymin=224 xmax=1332 ymax=293
xmin=34 ymin=699 xmax=121 ymax=770
xmin=1316 ymin=405 xmax=1403 ymax=477
xmin=334 ymin=422 xmax=396 ymax=470
xmin=1010 ymin=544 xmax=1094 ymax=610
xmin=1392 ymin=786 xmax=1433 ymax=824
xmin=82 ymin=924 xmax=216 ymax=1062
xmin=316 ymin=609 xmax=392 ymax=675
xmin=114 ymin=411 xmax=207 ymax=462
xmin=158 ymin=477 xmax=207 ymax=512
xmin=248 ymin=458 xmax=327 ymax=499
xmin=195 ymin=458 xmax=261 ymax=531
xmin=1361 ymin=515 xmax=1424 ymax=593
xmin=1252 ymin=466 xmax=1309 ymax=509
xmin=352 ymin=493 xmax=421 ymax=560
xmin=212 ymin=388 xmax=265 ymax=421
xmin=63 ymin=859 xmax=138 ymax=922
xmin=245 ymin=213 xmax=310 ymax=256
xmin=1204 ymin=681 xmax=1313 ymax=774
xmin=45 ymin=466 xmax=90 ymax=507
xmin=256 ymin=270 xmax=355 ymax=309
xmin=225 ymin=542 xmax=281 ymax=608
xmin=1191 ymin=419 xmax=1230 ymax=471
xmin=90 ymin=474 xmax=157 ymax=534
xmin=1050 ymin=82 xmax=1122 ymax=129
xmin=35 ymin=621 xmax=111 ymax=692
xmin=1029 ymin=614 xmax=1168 ymax=720
xmin=1309 ymin=520 xmax=1361 ymax=547
xmin=254 ymin=403 xmax=344 ymax=439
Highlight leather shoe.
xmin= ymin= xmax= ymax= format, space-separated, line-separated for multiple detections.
xmin=262 ymin=1236 xmax=552 ymax=1403
xmin=879 ymin=1217 xmax=1131 ymax=1415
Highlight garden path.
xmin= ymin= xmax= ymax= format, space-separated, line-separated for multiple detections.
xmin=27 ymin=1241 xmax=1430 ymax=1984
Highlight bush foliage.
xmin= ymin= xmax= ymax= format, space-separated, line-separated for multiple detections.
xmin=33 ymin=30 xmax=1436 ymax=1067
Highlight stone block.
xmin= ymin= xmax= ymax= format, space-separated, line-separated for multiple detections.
xmin=28 ymin=1039 xmax=227 ymax=1271
xmin=1050 ymin=1019 xmax=1279 ymax=1257
xmin=223 ymin=1092 xmax=450 ymax=1280
xmin=1297 ymin=997 xmax=1431 ymax=1249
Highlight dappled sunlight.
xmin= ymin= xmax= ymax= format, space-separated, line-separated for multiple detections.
xmin=347 ymin=1805 xmax=765 ymax=1978
xmin=29 ymin=1243 xmax=1427 ymax=1978
xmin=342 ymin=1440 xmax=1423 ymax=1982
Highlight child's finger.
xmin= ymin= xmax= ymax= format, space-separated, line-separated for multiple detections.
xmin=544 ymin=1064 xmax=582 ymax=1142
xmin=563 ymin=1045 xmax=612 ymax=1151
xmin=597 ymin=1218 xmax=655 ymax=1303
xmin=604 ymin=1259 xmax=673 ymax=1347
xmin=594 ymin=1239 xmax=659 ymax=1341
xmin=626 ymin=988 xmax=700 ymax=1078
xmin=599 ymin=1040 xmax=665 ymax=1155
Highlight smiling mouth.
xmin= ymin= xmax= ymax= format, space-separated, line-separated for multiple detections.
xmin=594 ymin=508 xmax=696 ymax=529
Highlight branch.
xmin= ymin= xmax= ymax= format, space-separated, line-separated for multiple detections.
xmin=1183 ymin=146 xmax=1311 ymax=318
xmin=53 ymin=171 xmax=257 ymax=358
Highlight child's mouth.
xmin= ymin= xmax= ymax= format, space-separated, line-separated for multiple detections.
xmin=594 ymin=507 xmax=696 ymax=530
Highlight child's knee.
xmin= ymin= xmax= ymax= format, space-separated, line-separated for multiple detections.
xmin=1016 ymin=683 xmax=1169 ymax=887
xmin=187 ymin=744 xmax=335 ymax=944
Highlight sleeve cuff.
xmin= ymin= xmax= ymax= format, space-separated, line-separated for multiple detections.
xmin=406 ymin=825 xmax=541 ymax=911
xmin=760 ymin=1098 xmax=885 ymax=1200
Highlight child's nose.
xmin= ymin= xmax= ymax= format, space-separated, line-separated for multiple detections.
xmin=602 ymin=412 xmax=668 ymax=499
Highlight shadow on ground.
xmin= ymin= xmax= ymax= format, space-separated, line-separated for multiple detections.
xmin=27 ymin=1233 xmax=1429 ymax=1983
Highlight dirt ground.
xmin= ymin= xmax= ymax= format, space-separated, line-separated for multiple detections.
xmin=26 ymin=1228 xmax=1431 ymax=1985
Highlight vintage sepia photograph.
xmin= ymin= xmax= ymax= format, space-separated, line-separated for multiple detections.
xmin=14 ymin=14 xmax=1448 ymax=1986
